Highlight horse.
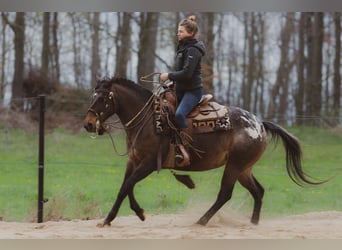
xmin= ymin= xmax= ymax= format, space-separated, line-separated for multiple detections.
xmin=83 ymin=75 xmax=324 ymax=227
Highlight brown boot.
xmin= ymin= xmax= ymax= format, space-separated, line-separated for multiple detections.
xmin=175 ymin=128 xmax=192 ymax=167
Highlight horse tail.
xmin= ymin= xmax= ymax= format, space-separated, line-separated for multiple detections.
xmin=262 ymin=121 xmax=326 ymax=186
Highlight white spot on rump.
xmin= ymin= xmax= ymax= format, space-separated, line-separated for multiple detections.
xmin=245 ymin=127 xmax=261 ymax=139
xmin=242 ymin=114 xmax=263 ymax=140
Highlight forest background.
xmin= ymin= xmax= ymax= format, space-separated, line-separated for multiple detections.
xmin=0 ymin=12 xmax=341 ymax=128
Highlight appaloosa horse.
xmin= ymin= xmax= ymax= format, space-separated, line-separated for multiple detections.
xmin=84 ymin=76 xmax=323 ymax=227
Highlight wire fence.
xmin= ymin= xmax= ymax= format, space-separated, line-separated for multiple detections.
xmin=0 ymin=95 xmax=341 ymax=222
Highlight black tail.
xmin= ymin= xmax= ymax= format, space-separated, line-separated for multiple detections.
xmin=262 ymin=121 xmax=326 ymax=186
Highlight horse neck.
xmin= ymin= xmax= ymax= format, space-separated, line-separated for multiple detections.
xmin=113 ymin=84 xmax=153 ymax=128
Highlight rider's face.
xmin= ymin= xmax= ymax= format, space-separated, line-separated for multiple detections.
xmin=177 ymin=26 xmax=194 ymax=41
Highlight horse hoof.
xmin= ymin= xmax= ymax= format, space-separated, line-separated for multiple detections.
xmin=96 ymin=221 xmax=111 ymax=228
xmin=196 ymin=219 xmax=207 ymax=226
xmin=251 ymin=219 xmax=259 ymax=225
xmin=138 ymin=210 xmax=146 ymax=221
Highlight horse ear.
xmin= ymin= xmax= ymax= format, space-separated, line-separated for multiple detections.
xmin=95 ymin=75 xmax=101 ymax=83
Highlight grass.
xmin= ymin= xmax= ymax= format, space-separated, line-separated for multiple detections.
xmin=0 ymin=126 xmax=341 ymax=222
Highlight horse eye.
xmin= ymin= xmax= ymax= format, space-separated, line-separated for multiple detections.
xmin=91 ymin=93 xmax=97 ymax=100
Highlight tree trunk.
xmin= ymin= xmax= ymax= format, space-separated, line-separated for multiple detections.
xmin=270 ymin=13 xmax=295 ymax=124
xmin=302 ymin=12 xmax=324 ymax=126
xmin=70 ymin=13 xmax=81 ymax=87
xmin=199 ymin=13 xmax=215 ymax=95
xmin=0 ymin=14 xmax=7 ymax=104
xmin=41 ymin=12 xmax=50 ymax=76
xmin=310 ymin=12 xmax=324 ymax=118
xmin=115 ymin=12 xmax=132 ymax=78
xmin=90 ymin=12 xmax=100 ymax=88
xmin=137 ymin=12 xmax=159 ymax=90
xmin=254 ymin=13 xmax=265 ymax=115
xmin=51 ymin=12 xmax=60 ymax=82
xmin=10 ymin=12 xmax=25 ymax=110
xmin=333 ymin=13 xmax=341 ymax=116
xmin=295 ymin=13 xmax=306 ymax=125
xmin=244 ymin=13 xmax=256 ymax=111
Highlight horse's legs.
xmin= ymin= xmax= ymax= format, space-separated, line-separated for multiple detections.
xmin=101 ymin=158 xmax=155 ymax=227
xmin=196 ymin=166 xmax=239 ymax=226
xmin=238 ymin=171 xmax=264 ymax=225
xmin=123 ymin=159 xmax=146 ymax=221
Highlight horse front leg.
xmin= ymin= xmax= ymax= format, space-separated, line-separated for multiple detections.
xmin=122 ymin=159 xmax=146 ymax=221
xmin=128 ymin=189 xmax=145 ymax=221
xmin=98 ymin=157 xmax=155 ymax=227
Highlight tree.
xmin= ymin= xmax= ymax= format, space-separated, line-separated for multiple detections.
xmin=0 ymin=14 xmax=7 ymax=104
xmin=242 ymin=12 xmax=257 ymax=111
xmin=253 ymin=13 xmax=266 ymax=115
xmin=89 ymin=12 xmax=100 ymax=88
xmin=295 ymin=13 xmax=307 ymax=125
xmin=2 ymin=12 xmax=26 ymax=109
xmin=199 ymin=13 xmax=215 ymax=95
xmin=51 ymin=12 xmax=60 ymax=82
xmin=115 ymin=12 xmax=132 ymax=78
xmin=333 ymin=13 xmax=341 ymax=116
xmin=306 ymin=12 xmax=324 ymax=121
xmin=137 ymin=12 xmax=159 ymax=90
xmin=268 ymin=13 xmax=295 ymax=123
xmin=41 ymin=12 xmax=50 ymax=75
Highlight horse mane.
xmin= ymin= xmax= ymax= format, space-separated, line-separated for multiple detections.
xmin=96 ymin=75 xmax=153 ymax=100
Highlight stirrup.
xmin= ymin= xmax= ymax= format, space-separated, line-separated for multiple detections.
xmin=175 ymin=144 xmax=190 ymax=167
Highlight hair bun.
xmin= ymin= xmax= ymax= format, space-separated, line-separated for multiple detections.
xmin=188 ymin=15 xmax=196 ymax=22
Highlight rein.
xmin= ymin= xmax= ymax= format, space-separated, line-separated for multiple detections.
xmin=88 ymin=73 xmax=165 ymax=159
xmin=124 ymin=94 xmax=155 ymax=128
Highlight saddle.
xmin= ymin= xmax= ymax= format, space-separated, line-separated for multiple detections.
xmin=154 ymin=88 xmax=231 ymax=136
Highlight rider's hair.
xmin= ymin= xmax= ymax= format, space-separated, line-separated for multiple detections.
xmin=179 ymin=15 xmax=198 ymax=37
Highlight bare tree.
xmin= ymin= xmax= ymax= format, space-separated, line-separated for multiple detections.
xmin=41 ymin=12 xmax=50 ymax=75
xmin=295 ymin=13 xmax=307 ymax=125
xmin=268 ymin=13 xmax=295 ymax=123
xmin=137 ymin=12 xmax=159 ymax=90
xmin=2 ymin=12 xmax=26 ymax=109
xmin=199 ymin=13 xmax=215 ymax=95
xmin=115 ymin=12 xmax=132 ymax=78
xmin=242 ymin=13 xmax=256 ymax=111
xmin=89 ymin=12 xmax=100 ymax=88
xmin=0 ymin=14 xmax=7 ymax=104
xmin=307 ymin=12 xmax=324 ymax=120
xmin=51 ymin=12 xmax=60 ymax=82
xmin=294 ymin=12 xmax=324 ymax=125
xmin=333 ymin=13 xmax=341 ymax=116
xmin=253 ymin=13 xmax=266 ymax=115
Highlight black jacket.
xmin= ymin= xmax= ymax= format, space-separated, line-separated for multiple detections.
xmin=168 ymin=38 xmax=205 ymax=92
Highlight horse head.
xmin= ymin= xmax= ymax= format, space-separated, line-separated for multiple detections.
xmin=84 ymin=78 xmax=116 ymax=135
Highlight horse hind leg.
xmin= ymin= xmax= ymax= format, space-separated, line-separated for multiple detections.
xmin=196 ymin=167 xmax=239 ymax=226
xmin=238 ymin=171 xmax=264 ymax=225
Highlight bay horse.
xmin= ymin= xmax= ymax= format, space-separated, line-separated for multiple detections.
xmin=83 ymin=75 xmax=323 ymax=227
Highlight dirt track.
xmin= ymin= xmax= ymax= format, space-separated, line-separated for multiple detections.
xmin=1 ymin=210 xmax=341 ymax=239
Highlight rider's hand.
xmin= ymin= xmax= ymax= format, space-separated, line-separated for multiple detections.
xmin=160 ymin=73 xmax=169 ymax=82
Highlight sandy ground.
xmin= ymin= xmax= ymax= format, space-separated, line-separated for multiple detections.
xmin=1 ymin=210 xmax=341 ymax=239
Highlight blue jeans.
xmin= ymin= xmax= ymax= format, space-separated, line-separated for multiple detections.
xmin=175 ymin=88 xmax=203 ymax=128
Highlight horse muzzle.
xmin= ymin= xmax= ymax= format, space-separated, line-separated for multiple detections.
xmin=84 ymin=116 xmax=105 ymax=135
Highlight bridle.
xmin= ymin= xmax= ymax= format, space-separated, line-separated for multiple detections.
xmin=87 ymin=88 xmax=116 ymax=121
xmin=86 ymin=85 xmax=156 ymax=156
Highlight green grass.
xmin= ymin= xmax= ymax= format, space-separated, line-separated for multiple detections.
xmin=0 ymin=126 xmax=341 ymax=222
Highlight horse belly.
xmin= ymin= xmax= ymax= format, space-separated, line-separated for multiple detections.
xmin=185 ymin=134 xmax=230 ymax=171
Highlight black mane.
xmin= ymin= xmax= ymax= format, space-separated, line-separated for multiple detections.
xmin=96 ymin=76 xmax=152 ymax=99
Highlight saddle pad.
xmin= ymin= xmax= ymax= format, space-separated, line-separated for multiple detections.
xmin=189 ymin=102 xmax=231 ymax=134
